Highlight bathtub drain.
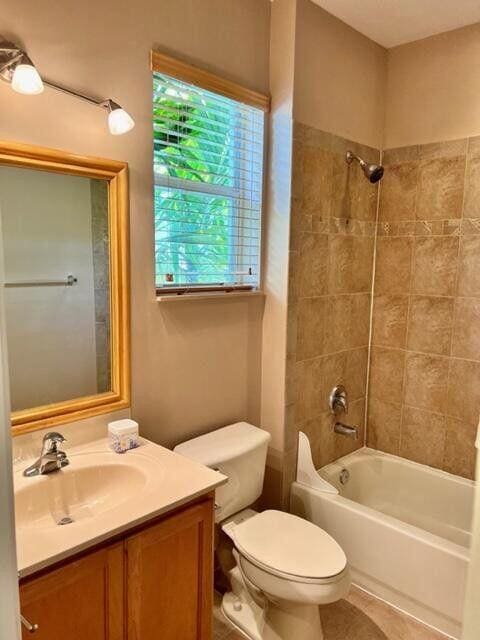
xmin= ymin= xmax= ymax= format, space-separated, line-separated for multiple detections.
xmin=339 ymin=468 xmax=350 ymax=485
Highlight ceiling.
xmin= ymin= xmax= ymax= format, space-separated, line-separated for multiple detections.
xmin=311 ymin=0 xmax=480 ymax=48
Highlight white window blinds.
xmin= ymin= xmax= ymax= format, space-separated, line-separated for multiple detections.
xmin=153 ymin=72 xmax=264 ymax=292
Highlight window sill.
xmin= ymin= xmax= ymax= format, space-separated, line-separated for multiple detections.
xmin=156 ymin=289 xmax=265 ymax=303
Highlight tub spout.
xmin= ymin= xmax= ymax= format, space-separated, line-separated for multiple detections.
xmin=334 ymin=422 xmax=358 ymax=440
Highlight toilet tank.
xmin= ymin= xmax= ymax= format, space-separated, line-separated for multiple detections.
xmin=174 ymin=422 xmax=271 ymax=521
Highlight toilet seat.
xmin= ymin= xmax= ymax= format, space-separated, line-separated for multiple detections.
xmin=231 ymin=510 xmax=347 ymax=584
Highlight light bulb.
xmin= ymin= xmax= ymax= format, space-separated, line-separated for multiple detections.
xmin=11 ymin=63 xmax=44 ymax=95
xmin=107 ymin=107 xmax=135 ymax=135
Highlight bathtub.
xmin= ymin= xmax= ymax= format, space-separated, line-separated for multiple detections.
xmin=290 ymin=435 xmax=475 ymax=638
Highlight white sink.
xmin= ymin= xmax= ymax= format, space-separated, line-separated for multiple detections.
xmin=15 ymin=454 xmax=148 ymax=529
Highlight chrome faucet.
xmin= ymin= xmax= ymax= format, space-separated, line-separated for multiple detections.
xmin=334 ymin=422 xmax=358 ymax=440
xmin=23 ymin=432 xmax=69 ymax=477
xmin=329 ymin=385 xmax=358 ymax=440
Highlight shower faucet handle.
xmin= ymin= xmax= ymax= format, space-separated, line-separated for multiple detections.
xmin=329 ymin=385 xmax=348 ymax=415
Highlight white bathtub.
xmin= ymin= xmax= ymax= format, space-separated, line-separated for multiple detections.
xmin=290 ymin=442 xmax=475 ymax=638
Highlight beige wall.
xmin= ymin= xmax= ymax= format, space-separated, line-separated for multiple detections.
xmin=293 ymin=0 xmax=387 ymax=149
xmin=385 ymin=23 xmax=480 ymax=148
xmin=0 ymin=0 xmax=270 ymax=446
xmin=260 ymin=0 xmax=297 ymax=508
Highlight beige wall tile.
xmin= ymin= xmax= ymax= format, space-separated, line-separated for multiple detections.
xmin=416 ymin=156 xmax=465 ymax=219
xmin=447 ymin=358 xmax=480 ymax=424
xmin=286 ymin=300 xmax=298 ymax=357
xmin=345 ymin=347 xmax=369 ymax=402
xmin=295 ymin=232 xmax=329 ymax=297
xmin=457 ymin=235 xmax=480 ymax=296
xmin=324 ymin=296 xmax=351 ymax=354
xmin=375 ymin=237 xmax=413 ymax=295
xmin=367 ymin=398 xmax=401 ymax=455
xmin=452 ymin=297 xmax=480 ymax=360
xmin=400 ymin=406 xmax=446 ymax=468
xmin=372 ymin=295 xmax=409 ymax=348
xmin=296 ymin=297 xmax=325 ymax=361
xmin=407 ymin=295 xmax=454 ymax=356
xmin=324 ymin=294 xmax=370 ymax=353
xmin=328 ymin=235 xmax=374 ymax=294
xmin=412 ymin=237 xmax=459 ymax=296
xmin=404 ymin=352 xmax=449 ymax=413
xmin=369 ymin=347 xmax=406 ymax=404
xmin=464 ymin=155 xmax=480 ymax=218
xmin=332 ymin=155 xmax=378 ymax=222
xmin=321 ymin=352 xmax=348 ymax=413
xmin=302 ymin=146 xmax=333 ymax=218
xmin=383 ymin=145 xmax=419 ymax=165
xmin=291 ymin=140 xmax=304 ymax=200
xmin=309 ymin=412 xmax=336 ymax=469
xmin=443 ymin=417 xmax=477 ymax=479
xmin=350 ymin=294 xmax=372 ymax=348
xmin=294 ymin=357 xmax=323 ymax=423
xmin=379 ymin=162 xmax=418 ymax=221
xmin=290 ymin=197 xmax=312 ymax=234
xmin=467 ymin=135 xmax=480 ymax=159
xmin=418 ymin=139 xmax=467 ymax=160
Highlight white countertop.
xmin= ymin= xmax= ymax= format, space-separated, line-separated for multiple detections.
xmin=14 ymin=437 xmax=226 ymax=578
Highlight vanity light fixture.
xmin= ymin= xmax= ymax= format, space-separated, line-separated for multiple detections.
xmin=0 ymin=37 xmax=135 ymax=135
xmin=0 ymin=41 xmax=43 ymax=94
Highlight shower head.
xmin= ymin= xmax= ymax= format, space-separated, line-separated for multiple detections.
xmin=346 ymin=150 xmax=384 ymax=183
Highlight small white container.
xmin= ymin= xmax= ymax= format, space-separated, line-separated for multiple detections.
xmin=108 ymin=419 xmax=139 ymax=453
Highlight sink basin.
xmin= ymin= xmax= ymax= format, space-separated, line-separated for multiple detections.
xmin=15 ymin=453 xmax=149 ymax=529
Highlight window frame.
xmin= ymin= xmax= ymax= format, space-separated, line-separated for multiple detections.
xmin=151 ymin=51 xmax=270 ymax=297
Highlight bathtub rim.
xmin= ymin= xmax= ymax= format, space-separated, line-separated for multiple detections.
xmin=319 ymin=445 xmax=475 ymax=493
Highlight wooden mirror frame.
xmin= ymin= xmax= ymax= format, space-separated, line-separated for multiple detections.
xmin=0 ymin=141 xmax=130 ymax=436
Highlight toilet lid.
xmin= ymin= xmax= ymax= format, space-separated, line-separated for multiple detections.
xmin=232 ymin=510 xmax=347 ymax=580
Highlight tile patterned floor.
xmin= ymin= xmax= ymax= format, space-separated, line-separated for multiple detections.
xmin=213 ymin=587 xmax=448 ymax=640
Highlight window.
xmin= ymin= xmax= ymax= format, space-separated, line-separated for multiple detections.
xmin=153 ymin=68 xmax=265 ymax=294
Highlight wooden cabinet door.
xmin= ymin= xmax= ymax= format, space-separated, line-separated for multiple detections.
xmin=19 ymin=543 xmax=124 ymax=640
xmin=126 ymin=499 xmax=214 ymax=640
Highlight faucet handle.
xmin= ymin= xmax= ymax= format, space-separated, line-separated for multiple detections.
xmin=329 ymin=385 xmax=348 ymax=415
xmin=42 ymin=432 xmax=66 ymax=452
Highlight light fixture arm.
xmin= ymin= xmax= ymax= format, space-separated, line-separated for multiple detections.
xmin=42 ymin=77 xmax=115 ymax=113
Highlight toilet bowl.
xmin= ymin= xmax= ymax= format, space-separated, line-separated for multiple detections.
xmin=222 ymin=509 xmax=350 ymax=640
xmin=174 ymin=423 xmax=350 ymax=640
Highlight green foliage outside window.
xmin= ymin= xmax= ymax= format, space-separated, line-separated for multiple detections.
xmin=153 ymin=74 xmax=238 ymax=286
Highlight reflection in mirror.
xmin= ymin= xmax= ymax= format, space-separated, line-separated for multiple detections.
xmin=0 ymin=167 xmax=111 ymax=412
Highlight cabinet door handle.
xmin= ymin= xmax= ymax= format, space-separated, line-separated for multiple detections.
xmin=20 ymin=614 xmax=39 ymax=633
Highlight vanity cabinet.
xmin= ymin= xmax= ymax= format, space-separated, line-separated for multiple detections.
xmin=19 ymin=498 xmax=214 ymax=640
xmin=20 ymin=543 xmax=124 ymax=640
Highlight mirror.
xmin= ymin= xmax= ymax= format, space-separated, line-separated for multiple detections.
xmin=0 ymin=142 xmax=130 ymax=435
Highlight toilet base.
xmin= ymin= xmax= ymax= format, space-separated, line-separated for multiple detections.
xmin=222 ymin=591 xmax=263 ymax=640
xmin=222 ymin=567 xmax=324 ymax=640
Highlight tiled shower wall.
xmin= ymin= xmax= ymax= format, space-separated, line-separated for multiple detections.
xmin=284 ymin=122 xmax=380 ymax=494
xmin=284 ymin=126 xmax=479 ymax=496
xmin=368 ymin=139 xmax=480 ymax=480
xmin=90 ymin=179 xmax=111 ymax=393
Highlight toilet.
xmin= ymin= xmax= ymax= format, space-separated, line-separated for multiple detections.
xmin=174 ymin=422 xmax=350 ymax=640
